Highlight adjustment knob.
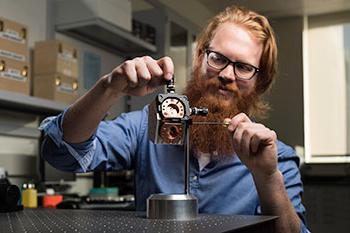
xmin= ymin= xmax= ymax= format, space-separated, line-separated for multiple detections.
xmin=191 ymin=107 xmax=208 ymax=116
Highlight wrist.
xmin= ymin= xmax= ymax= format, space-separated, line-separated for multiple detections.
xmin=252 ymin=169 xmax=283 ymax=188
xmin=252 ymin=169 xmax=286 ymax=211
xmin=99 ymin=74 xmax=125 ymax=101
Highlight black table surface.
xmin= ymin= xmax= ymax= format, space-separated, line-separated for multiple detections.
xmin=0 ymin=208 xmax=277 ymax=233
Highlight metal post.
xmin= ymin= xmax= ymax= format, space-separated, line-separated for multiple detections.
xmin=184 ymin=119 xmax=190 ymax=194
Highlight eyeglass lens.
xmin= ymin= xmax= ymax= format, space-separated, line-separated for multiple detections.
xmin=207 ymin=51 xmax=257 ymax=79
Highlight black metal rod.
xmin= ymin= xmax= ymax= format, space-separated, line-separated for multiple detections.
xmin=166 ymin=77 xmax=175 ymax=93
xmin=192 ymin=121 xmax=229 ymax=126
xmin=184 ymin=120 xmax=190 ymax=194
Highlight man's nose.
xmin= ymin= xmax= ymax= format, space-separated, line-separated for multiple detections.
xmin=218 ymin=63 xmax=236 ymax=82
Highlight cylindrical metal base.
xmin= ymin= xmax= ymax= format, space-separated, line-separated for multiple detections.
xmin=147 ymin=194 xmax=198 ymax=220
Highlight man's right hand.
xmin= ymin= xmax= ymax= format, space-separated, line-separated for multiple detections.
xmin=62 ymin=56 xmax=173 ymax=143
xmin=106 ymin=56 xmax=174 ymax=97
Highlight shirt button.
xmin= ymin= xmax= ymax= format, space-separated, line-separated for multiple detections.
xmin=192 ymin=176 xmax=198 ymax=181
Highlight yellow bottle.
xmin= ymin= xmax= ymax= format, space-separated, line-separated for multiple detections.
xmin=22 ymin=183 xmax=38 ymax=208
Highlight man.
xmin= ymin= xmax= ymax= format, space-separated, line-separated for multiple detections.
xmin=40 ymin=5 xmax=309 ymax=233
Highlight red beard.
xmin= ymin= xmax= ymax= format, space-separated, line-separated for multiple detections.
xmin=183 ymin=74 xmax=257 ymax=158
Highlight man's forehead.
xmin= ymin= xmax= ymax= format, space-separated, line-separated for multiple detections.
xmin=209 ymin=22 xmax=262 ymax=65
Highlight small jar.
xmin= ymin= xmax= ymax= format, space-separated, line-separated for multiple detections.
xmin=21 ymin=183 xmax=37 ymax=208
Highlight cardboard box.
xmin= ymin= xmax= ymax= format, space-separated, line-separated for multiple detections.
xmin=0 ymin=58 xmax=30 ymax=95
xmin=34 ymin=40 xmax=79 ymax=78
xmin=33 ymin=74 xmax=79 ymax=104
xmin=0 ymin=17 xmax=28 ymax=62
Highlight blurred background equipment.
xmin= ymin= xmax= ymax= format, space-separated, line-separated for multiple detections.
xmin=0 ymin=167 xmax=23 ymax=212
xmin=42 ymin=188 xmax=63 ymax=208
xmin=21 ymin=183 xmax=37 ymax=208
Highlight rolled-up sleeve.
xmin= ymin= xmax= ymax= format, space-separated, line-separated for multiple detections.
xmin=39 ymin=108 xmax=97 ymax=173
xmin=39 ymin=106 xmax=147 ymax=173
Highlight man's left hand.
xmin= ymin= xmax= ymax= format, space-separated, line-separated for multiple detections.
xmin=226 ymin=113 xmax=278 ymax=178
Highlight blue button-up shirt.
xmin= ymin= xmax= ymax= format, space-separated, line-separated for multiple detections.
xmin=40 ymin=105 xmax=309 ymax=232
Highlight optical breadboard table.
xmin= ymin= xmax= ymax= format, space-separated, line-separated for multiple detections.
xmin=0 ymin=209 xmax=277 ymax=233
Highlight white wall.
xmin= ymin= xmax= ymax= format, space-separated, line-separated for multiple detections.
xmin=307 ymin=25 xmax=347 ymax=155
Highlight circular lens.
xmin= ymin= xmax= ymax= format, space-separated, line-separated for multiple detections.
xmin=234 ymin=63 xmax=255 ymax=79
xmin=169 ymin=126 xmax=179 ymax=138
xmin=208 ymin=52 xmax=227 ymax=69
xmin=161 ymin=98 xmax=185 ymax=118
xmin=160 ymin=123 xmax=183 ymax=144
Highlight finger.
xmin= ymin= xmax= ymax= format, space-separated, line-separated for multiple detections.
xmin=157 ymin=56 xmax=174 ymax=80
xmin=147 ymin=56 xmax=174 ymax=89
xmin=143 ymin=56 xmax=165 ymax=90
xmin=228 ymin=113 xmax=252 ymax=132
xmin=238 ymin=123 xmax=262 ymax=156
xmin=251 ymin=129 xmax=277 ymax=153
xmin=250 ymin=132 xmax=261 ymax=153
xmin=232 ymin=122 xmax=249 ymax=154
xmin=249 ymin=127 xmax=266 ymax=154
xmin=143 ymin=56 xmax=163 ymax=77
xmin=241 ymin=127 xmax=255 ymax=156
xmin=122 ymin=60 xmax=138 ymax=88
xmin=110 ymin=66 xmax=127 ymax=88
xmin=134 ymin=58 xmax=151 ymax=87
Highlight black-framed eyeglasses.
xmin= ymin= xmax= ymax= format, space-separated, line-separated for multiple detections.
xmin=205 ymin=49 xmax=260 ymax=80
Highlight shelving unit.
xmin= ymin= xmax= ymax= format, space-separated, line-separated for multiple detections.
xmin=0 ymin=90 xmax=66 ymax=140
xmin=56 ymin=18 xmax=157 ymax=55
xmin=54 ymin=0 xmax=157 ymax=56
xmin=0 ymin=90 xmax=66 ymax=116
